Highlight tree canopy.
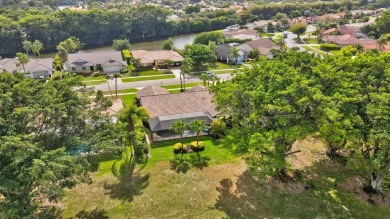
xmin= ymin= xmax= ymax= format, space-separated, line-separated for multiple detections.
xmin=0 ymin=74 xmax=123 ymax=217
xmin=211 ymin=51 xmax=390 ymax=192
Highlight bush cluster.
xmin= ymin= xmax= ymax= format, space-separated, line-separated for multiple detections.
xmin=173 ymin=143 xmax=187 ymax=154
xmin=191 ymin=141 xmax=205 ymax=152
xmin=320 ymin=43 xmax=339 ymax=51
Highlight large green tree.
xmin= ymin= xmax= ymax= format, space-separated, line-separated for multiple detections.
xmin=289 ymin=23 xmax=307 ymax=39
xmin=0 ymin=74 xmax=122 ymax=217
xmin=112 ymin=39 xmax=131 ymax=51
xmin=184 ymin=44 xmax=216 ymax=70
xmin=376 ymin=9 xmax=390 ymax=34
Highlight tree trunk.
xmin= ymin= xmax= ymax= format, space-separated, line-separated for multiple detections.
xmin=107 ymin=80 xmax=113 ymax=98
xmin=370 ymin=172 xmax=383 ymax=192
xmin=183 ymin=73 xmax=186 ymax=90
xmin=326 ymin=146 xmax=338 ymax=159
xmin=115 ymin=78 xmax=118 ymax=100
xmin=179 ymin=72 xmax=183 ymax=91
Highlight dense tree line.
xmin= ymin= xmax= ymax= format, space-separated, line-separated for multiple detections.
xmin=211 ymin=51 xmax=390 ymax=192
xmin=0 ymin=5 xmax=238 ymax=56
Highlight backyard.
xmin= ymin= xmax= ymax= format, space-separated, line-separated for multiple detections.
xmin=61 ymin=137 xmax=390 ymax=218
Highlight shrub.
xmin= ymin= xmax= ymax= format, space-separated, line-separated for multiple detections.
xmin=173 ymin=143 xmax=186 ymax=154
xmin=191 ymin=141 xmax=205 ymax=152
xmin=121 ymin=49 xmax=132 ymax=61
xmin=92 ymin=72 xmax=100 ymax=77
xmin=164 ymin=70 xmax=173 ymax=74
xmin=210 ymin=119 xmax=227 ymax=138
xmin=320 ymin=43 xmax=339 ymax=51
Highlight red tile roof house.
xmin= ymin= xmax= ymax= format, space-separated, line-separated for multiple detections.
xmin=131 ymin=50 xmax=184 ymax=68
xmin=223 ymin=29 xmax=260 ymax=41
xmin=322 ymin=34 xmax=376 ymax=48
xmin=136 ymin=84 xmax=220 ymax=142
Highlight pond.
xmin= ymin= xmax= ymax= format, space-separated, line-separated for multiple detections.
xmin=40 ymin=33 xmax=196 ymax=58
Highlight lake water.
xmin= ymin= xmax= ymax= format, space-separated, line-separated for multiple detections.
xmin=40 ymin=33 xmax=196 ymax=58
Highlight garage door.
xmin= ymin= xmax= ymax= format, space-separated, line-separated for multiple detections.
xmin=104 ymin=66 xmax=121 ymax=73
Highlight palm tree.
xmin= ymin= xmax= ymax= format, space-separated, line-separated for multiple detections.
xmin=132 ymin=58 xmax=141 ymax=68
xmin=15 ymin=53 xmax=30 ymax=74
xmin=113 ymin=73 xmax=121 ymax=99
xmin=170 ymin=120 xmax=187 ymax=150
xmin=56 ymin=45 xmax=68 ymax=62
xmin=22 ymin=40 xmax=32 ymax=56
xmin=164 ymin=59 xmax=174 ymax=70
xmin=376 ymin=36 xmax=388 ymax=51
xmin=180 ymin=58 xmax=193 ymax=91
xmin=119 ymin=104 xmax=149 ymax=157
xmin=229 ymin=47 xmax=240 ymax=64
xmin=31 ymin=40 xmax=44 ymax=57
xmin=106 ymin=75 xmax=114 ymax=98
xmin=189 ymin=120 xmax=206 ymax=146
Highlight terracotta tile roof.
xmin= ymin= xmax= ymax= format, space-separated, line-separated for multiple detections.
xmin=131 ymin=50 xmax=184 ymax=64
xmin=321 ymin=28 xmax=338 ymax=36
xmin=363 ymin=42 xmax=390 ymax=52
xmin=225 ymin=29 xmax=258 ymax=36
xmin=323 ymin=34 xmax=360 ymax=45
xmin=136 ymin=85 xmax=169 ymax=99
xmin=139 ymin=90 xmax=219 ymax=118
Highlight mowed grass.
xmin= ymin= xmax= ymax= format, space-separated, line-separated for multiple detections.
xmin=61 ymin=136 xmax=390 ymax=218
xmin=102 ymin=88 xmax=138 ymax=95
xmin=120 ymin=94 xmax=136 ymax=105
xmin=303 ymin=37 xmax=318 ymax=44
xmin=122 ymin=69 xmax=169 ymax=77
xmin=209 ymin=62 xmax=239 ymax=70
xmin=122 ymin=75 xmax=175 ymax=83
xmin=81 ymin=75 xmax=107 ymax=81
xmin=162 ymin=82 xmax=202 ymax=89
xmin=83 ymin=79 xmax=107 ymax=86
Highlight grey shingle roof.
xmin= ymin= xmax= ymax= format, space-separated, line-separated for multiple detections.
xmin=0 ymin=58 xmax=53 ymax=73
xmin=67 ymin=51 xmax=123 ymax=67
xmin=148 ymin=111 xmax=213 ymax=132
xmin=136 ymin=85 xmax=169 ymax=99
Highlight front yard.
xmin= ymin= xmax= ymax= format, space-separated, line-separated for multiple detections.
xmin=121 ymin=74 xmax=175 ymax=83
xmin=60 ymin=135 xmax=390 ymax=218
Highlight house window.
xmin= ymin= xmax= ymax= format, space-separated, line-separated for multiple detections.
xmin=82 ymin=67 xmax=86 ymax=71
xmin=72 ymin=67 xmax=76 ymax=71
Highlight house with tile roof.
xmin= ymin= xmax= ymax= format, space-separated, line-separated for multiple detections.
xmin=136 ymin=85 xmax=219 ymax=141
xmin=131 ymin=50 xmax=184 ymax=68
xmin=237 ymin=38 xmax=279 ymax=59
xmin=224 ymin=29 xmax=260 ymax=41
xmin=0 ymin=58 xmax=53 ymax=78
xmin=322 ymin=34 xmax=376 ymax=47
xmin=65 ymin=51 xmax=125 ymax=73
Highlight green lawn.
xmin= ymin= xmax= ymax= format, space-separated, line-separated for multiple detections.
xmin=162 ymin=82 xmax=202 ymax=89
xmin=81 ymin=75 xmax=107 ymax=81
xmin=120 ymin=94 xmax=136 ymax=105
xmin=209 ymin=62 xmax=238 ymax=70
xmin=303 ymin=38 xmax=318 ymax=44
xmin=121 ymin=75 xmax=175 ymax=83
xmin=61 ymin=136 xmax=390 ymax=218
xmin=122 ymin=69 xmax=173 ymax=77
xmin=312 ymin=46 xmax=340 ymax=55
xmin=102 ymin=88 xmax=138 ymax=95
xmin=83 ymin=79 xmax=107 ymax=86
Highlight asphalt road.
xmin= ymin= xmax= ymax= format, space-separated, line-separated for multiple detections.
xmin=90 ymin=73 xmax=232 ymax=91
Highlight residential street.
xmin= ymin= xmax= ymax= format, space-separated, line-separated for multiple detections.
xmin=89 ymin=73 xmax=232 ymax=91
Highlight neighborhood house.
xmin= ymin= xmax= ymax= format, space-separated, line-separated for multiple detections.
xmin=216 ymin=38 xmax=279 ymax=63
xmin=0 ymin=58 xmax=53 ymax=78
xmin=65 ymin=51 xmax=125 ymax=73
xmin=131 ymin=50 xmax=184 ymax=68
xmin=136 ymin=85 xmax=219 ymax=142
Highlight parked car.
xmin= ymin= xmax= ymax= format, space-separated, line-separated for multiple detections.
xmin=206 ymin=71 xmax=214 ymax=77
xmin=283 ymin=32 xmax=288 ymax=38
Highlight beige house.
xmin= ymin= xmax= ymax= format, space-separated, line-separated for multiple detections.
xmin=131 ymin=50 xmax=184 ymax=68
xmin=65 ymin=51 xmax=125 ymax=73
xmin=137 ymin=85 xmax=218 ymax=142
xmin=0 ymin=58 xmax=53 ymax=78
xmin=237 ymin=38 xmax=279 ymax=59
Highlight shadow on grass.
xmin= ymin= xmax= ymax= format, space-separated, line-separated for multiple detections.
xmin=170 ymin=152 xmax=211 ymax=173
xmin=214 ymin=161 xmax=390 ymax=219
xmin=74 ymin=207 xmax=109 ymax=219
xmin=103 ymin=150 xmax=150 ymax=202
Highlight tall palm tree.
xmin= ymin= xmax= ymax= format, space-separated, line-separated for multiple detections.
xmin=31 ymin=40 xmax=44 ymax=57
xmin=180 ymin=58 xmax=193 ymax=91
xmin=106 ymin=75 xmax=113 ymax=98
xmin=189 ymin=120 xmax=206 ymax=146
xmin=376 ymin=36 xmax=388 ymax=51
xmin=119 ymin=104 xmax=149 ymax=157
xmin=22 ymin=40 xmax=32 ymax=56
xmin=113 ymin=73 xmax=121 ymax=99
xmin=15 ymin=53 xmax=30 ymax=74
xmin=164 ymin=59 xmax=174 ymax=70
xmin=229 ymin=47 xmax=240 ymax=64
xmin=170 ymin=120 xmax=187 ymax=150
xmin=56 ymin=45 xmax=68 ymax=62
